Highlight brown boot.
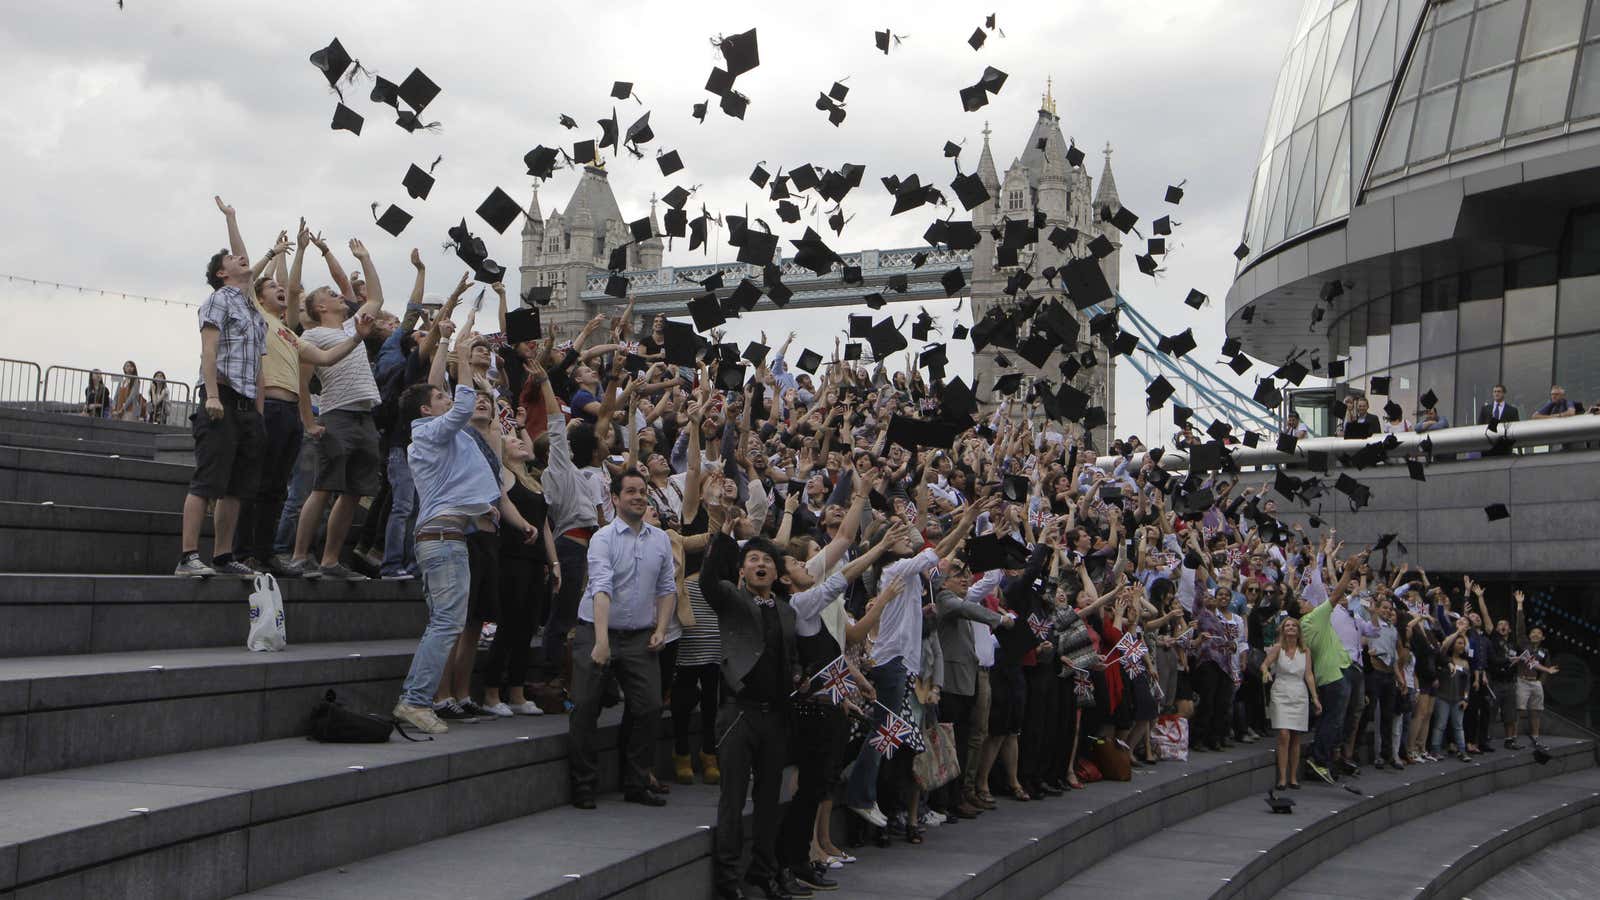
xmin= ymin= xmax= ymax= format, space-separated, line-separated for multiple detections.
xmin=699 ymin=751 xmax=721 ymax=785
xmin=673 ymin=753 xmax=695 ymax=785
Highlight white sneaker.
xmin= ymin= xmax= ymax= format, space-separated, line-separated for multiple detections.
xmin=482 ymin=702 xmax=514 ymax=718
xmin=848 ymin=804 xmax=888 ymax=828
xmin=920 ymin=810 xmax=945 ymax=827
xmin=392 ymin=703 xmax=447 ymax=734
xmin=509 ymin=701 xmax=545 ymax=716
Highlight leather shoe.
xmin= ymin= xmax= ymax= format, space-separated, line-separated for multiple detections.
xmin=778 ymin=869 xmax=815 ymax=897
xmin=571 ymin=794 xmax=596 ymax=810
xmin=624 ymin=790 xmax=667 ymax=807
xmin=954 ymin=801 xmax=981 ymax=818
xmin=798 ymin=863 xmax=838 ymax=891
xmin=744 ymin=876 xmax=796 ymax=899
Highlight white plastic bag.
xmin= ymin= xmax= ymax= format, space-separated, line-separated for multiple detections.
xmin=246 ymin=573 xmax=287 ymax=651
xmin=1152 ymin=714 xmax=1190 ymax=762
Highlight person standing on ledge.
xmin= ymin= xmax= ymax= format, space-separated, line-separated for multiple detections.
xmin=176 ymin=197 xmax=285 ymax=577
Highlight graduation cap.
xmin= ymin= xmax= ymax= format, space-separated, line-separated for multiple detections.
xmin=475 ymin=188 xmax=522 ymax=235
xmin=1276 ymin=432 xmax=1298 ymax=455
xmin=523 ymin=146 xmax=560 ymax=180
xmin=888 ymin=274 xmax=910 ymax=293
xmin=611 ymin=80 xmax=634 ymax=100
xmin=1335 ymin=473 xmax=1371 ymax=510
xmin=1234 ymin=242 xmax=1250 ymax=260
xmin=959 ymin=83 xmax=989 ymax=112
xmin=885 ymin=415 xmax=960 ymax=451
xmin=875 ymin=29 xmax=892 ymax=53
xmin=558 ymin=113 xmax=578 ymax=129
xmin=795 ymin=348 xmax=823 ymax=374
xmin=767 ymin=280 xmax=793 ymax=306
xmin=1047 ymin=226 xmax=1077 ymax=251
xmin=967 ymin=27 xmax=987 ymax=50
xmin=1082 ymin=406 xmax=1108 ymax=431
xmin=330 ymin=102 xmax=363 ymax=135
xmin=1371 ymin=376 xmax=1391 ymax=395
xmin=967 ymin=534 xmax=1029 ymax=572
xmin=597 ymin=107 xmax=621 ymax=153
xmin=662 ymin=321 xmax=701 ymax=366
xmin=1013 ymin=334 xmax=1052 ymax=369
xmin=308 ymin=37 xmax=358 ymax=92
xmin=1180 ymin=289 xmax=1208 ymax=311
xmin=1111 ymin=331 xmax=1139 ymax=357
xmin=369 ymin=75 xmax=400 ymax=107
xmin=397 ymin=69 xmax=440 ymax=113
xmin=1273 ymin=470 xmax=1303 ymax=502
xmin=1147 ymin=237 xmax=1167 ymax=256
xmin=941 ymin=268 xmax=966 ymax=297
xmin=571 ymin=139 xmax=597 ymax=165
xmin=912 ymin=310 xmax=936 ymax=341
xmin=371 ymin=203 xmax=411 ymax=237
xmin=996 ymin=474 xmax=1028 ymax=503
xmin=1265 ymin=790 xmax=1296 ymax=815
xmin=692 ymin=101 xmax=708 ymax=122
xmin=775 ymin=200 xmax=801 ymax=224
xmin=1152 ymin=215 xmax=1172 ymax=236
xmin=607 ymin=244 xmax=629 ymax=273
xmin=844 ymin=342 xmax=863 ymax=361
xmin=1485 ymin=503 xmax=1510 ymax=522
xmin=400 ymin=164 xmax=435 ymax=202
xmin=737 ymin=229 xmax=779 ymax=267
xmin=1165 ymin=183 xmax=1185 ymax=204
xmin=720 ymin=91 xmax=749 ymax=119
xmin=940 ymin=376 xmax=979 ymax=419
xmin=1383 ymin=400 xmax=1403 ymax=421
xmin=521 ymin=285 xmax=553 ymax=307
xmin=1206 ymin=419 xmax=1233 ymax=442
xmin=604 ymin=274 xmax=629 ymax=299
xmin=716 ymin=363 xmax=748 ymax=392
xmin=920 ymin=341 xmax=948 ymax=371
xmin=790 ymin=163 xmax=822 ymax=193
xmin=943 ymin=140 xmax=963 ymax=158
xmin=688 ymin=294 xmax=725 ymax=332
xmin=1419 ymin=389 xmax=1439 ymax=411
xmin=1063 ymin=257 xmax=1113 ymax=309
xmin=1109 ymin=206 xmax=1139 ymax=234
xmin=628 ymin=216 xmax=654 ymax=243
xmin=505 ymin=307 xmax=541 ymax=344
xmin=663 ymin=207 xmax=687 ymax=238
xmin=951 ymin=173 xmax=990 ymax=210
xmin=867 ymin=317 xmax=908 ymax=359
xmin=994 ymin=372 xmax=1024 ymax=396
xmin=1087 ymin=233 xmax=1115 ymax=259
xmin=1187 ymin=442 xmax=1222 ymax=473
xmin=730 ymin=278 xmax=762 ymax=310
xmin=1242 ymin=432 xmax=1261 ymax=448
xmin=719 ymin=28 xmax=761 ymax=77
xmin=1135 ymin=253 xmax=1159 ymax=276
xmin=1406 ymin=459 xmax=1426 ymax=482
xmin=625 ymin=111 xmax=654 ymax=147
xmin=977 ymin=65 xmax=1008 ymax=94
xmin=1275 ymin=360 xmax=1309 ymax=386
xmin=1327 ymin=359 xmax=1347 ymax=379
xmin=1158 ymin=328 xmax=1197 ymax=358
xmin=1145 ymin=375 xmax=1176 ymax=411
xmin=661 ymin=186 xmax=691 ymax=210
xmin=1253 ymin=379 xmax=1283 ymax=409
xmin=952 ymin=323 xmax=969 ymax=340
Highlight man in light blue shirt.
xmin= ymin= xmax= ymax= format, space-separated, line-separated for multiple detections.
xmin=569 ymin=469 xmax=678 ymax=809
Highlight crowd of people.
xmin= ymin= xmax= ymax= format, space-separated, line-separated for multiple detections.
xmin=80 ymin=361 xmax=173 ymax=424
xmin=175 ymin=201 xmax=1562 ymax=900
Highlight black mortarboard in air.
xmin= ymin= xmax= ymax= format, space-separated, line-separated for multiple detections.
xmin=1371 ymin=376 xmax=1390 ymax=395
xmin=522 ymin=285 xmax=553 ymax=307
xmin=1165 ymin=184 xmax=1185 ymax=204
xmin=844 ymin=342 xmax=863 ymax=361
xmin=1152 ymin=215 xmax=1172 ymax=236
xmin=867 ymin=317 xmax=908 ymax=359
xmin=373 ymin=204 xmax=411 ymax=237
xmin=967 ymin=534 xmax=1029 ymax=572
xmin=720 ymin=28 xmax=761 ymax=77
xmin=611 ymin=80 xmax=633 ymax=100
xmin=730 ymin=278 xmax=762 ymax=310
xmin=944 ymin=140 xmax=963 ymax=159
xmin=875 ymin=29 xmax=891 ymax=53
xmin=1048 ymin=226 xmax=1078 ymax=251
xmin=1276 ymin=432 xmax=1298 ymax=455
xmin=1273 ymin=469 xmax=1303 ymax=502
xmin=1018 ymin=334 xmax=1054 ymax=369
xmin=657 ymin=149 xmax=684 ymax=176
xmin=1159 ymin=328 xmax=1197 ymax=358
xmin=885 ymin=415 xmax=960 ymax=451
xmin=571 ymin=139 xmax=597 ymax=165
xmin=402 ymin=164 xmax=434 ymax=201
xmin=978 ymin=65 xmax=1007 ymax=93
xmin=1485 ymin=503 xmax=1510 ymax=521
xmin=720 ymin=91 xmax=749 ymax=119
xmin=607 ymin=244 xmax=629 ymax=273
xmin=701 ymin=271 xmax=725 ymax=291
xmin=1206 ymin=419 xmax=1233 ymax=442
xmin=1136 ymin=253 xmax=1158 ymax=276
xmin=994 ymin=372 xmax=1023 ymax=396
xmin=331 ymin=103 xmax=363 ymax=135
xmin=370 ymin=76 xmax=400 ymax=107
xmin=1254 ymin=379 xmax=1283 ymax=409
xmin=829 ymin=81 xmax=849 ymax=102
xmin=505 ymin=307 xmax=541 ymax=344
xmin=625 ymin=111 xmax=654 ymax=146
xmin=1063 ymin=257 xmax=1113 ymax=309
xmin=395 ymin=109 xmax=437 ymax=133
xmin=968 ymin=28 xmax=987 ymax=50
xmin=662 ymin=321 xmax=700 ymax=366
xmin=1112 ymin=331 xmax=1139 ymax=357
xmin=959 ymin=83 xmax=989 ymax=112
xmin=888 ymin=274 xmax=910 ymax=293
xmin=766 ymin=281 xmax=792 ymax=306
xmin=1173 ymin=405 xmax=1193 ymax=427
xmin=717 ymin=364 xmax=748 ymax=392
xmin=663 ymin=208 xmax=687 ymax=237
xmin=476 ymin=188 xmax=522 ymax=234
xmin=1146 ymin=375 xmax=1175 ymax=411
xmin=748 ymin=164 xmax=771 ymax=190
xmin=1065 ymin=142 xmax=1085 ymax=168
xmin=1234 ymin=242 xmax=1250 ymax=260
xmin=796 ymin=348 xmax=822 ymax=374
xmin=1087 ymin=233 xmax=1115 ymax=259
xmin=1407 ymin=459 xmax=1427 ymax=482
xmin=1184 ymin=289 xmax=1209 ymax=310
xmin=629 ymin=216 xmax=653 ymax=243
xmin=604 ymin=274 xmax=629 ymax=299
xmin=1110 ymin=206 xmax=1139 ymax=234
xmin=841 ymin=265 xmax=863 ymax=285
xmin=843 ymin=314 xmax=872 ymax=340
xmin=706 ymin=67 xmax=735 ymax=96
xmin=1147 ymin=237 xmax=1166 ymax=256
xmin=1188 ymin=442 xmax=1222 ymax=473
xmin=472 ymin=258 xmax=505 ymax=284
xmin=689 ymin=294 xmax=725 ymax=332
xmin=309 ymin=37 xmax=356 ymax=91
xmin=558 ymin=113 xmax=578 ymax=129
xmin=1335 ymin=473 xmax=1371 ymax=510
xmin=951 ymin=173 xmax=990 ymax=211
xmin=1420 ymin=389 xmax=1439 ymax=411
xmin=920 ymin=342 xmax=948 ymax=371
xmin=1275 ymin=360 xmax=1309 ymax=386
xmin=662 ymin=186 xmax=691 ymax=210
xmin=1001 ymin=474 xmax=1029 ymax=503
xmin=397 ymin=69 xmax=440 ymax=113
xmin=692 ymin=101 xmax=708 ymax=122
xmin=597 ymin=107 xmax=621 ymax=153
xmin=1327 ymin=359 xmax=1347 ymax=378
xmin=737 ymin=229 xmax=779 ymax=267
xmin=524 ymin=146 xmax=559 ymax=179
xmin=912 ymin=310 xmax=936 ymax=341
xmin=1243 ymin=432 xmax=1260 ymax=448
xmin=1082 ymin=406 xmax=1108 ymax=431
xmin=941 ymin=267 xmax=966 ymax=297
xmin=1384 ymin=400 xmax=1403 ymax=421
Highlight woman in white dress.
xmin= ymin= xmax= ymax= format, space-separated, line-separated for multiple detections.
xmin=1261 ymin=617 xmax=1322 ymax=790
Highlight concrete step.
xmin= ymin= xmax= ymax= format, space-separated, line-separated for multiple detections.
xmin=1467 ymin=816 xmax=1600 ymax=899
xmin=0 ymin=574 xmax=424 ymax=658
xmin=1283 ymin=764 xmax=1600 ymax=900
xmin=0 ymin=640 xmax=421 ymax=777
xmin=0 ymin=444 xmax=194 ymax=511
xmin=0 ymin=405 xmax=185 ymax=450
xmin=1049 ymin=739 xmax=1595 ymax=900
xmin=0 ymin=431 xmax=156 ymax=459
xmin=249 ymin=744 xmax=1283 ymax=900
xmin=0 ymin=501 xmax=366 ymax=575
xmin=0 ymin=706 xmax=659 ymax=898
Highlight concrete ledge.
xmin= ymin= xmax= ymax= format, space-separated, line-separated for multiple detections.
xmin=0 ymin=432 xmax=156 ymax=459
xmin=0 ymin=707 xmax=665 ymax=896
xmin=0 ymin=406 xmax=185 ymax=448
xmin=0 ymin=445 xmax=192 ymax=511
xmin=0 ymin=574 xmax=424 ymax=657
xmin=0 ymin=641 xmax=418 ymax=777
xmin=1214 ymin=740 xmax=1594 ymax=900
xmin=1429 ymin=795 xmax=1600 ymax=899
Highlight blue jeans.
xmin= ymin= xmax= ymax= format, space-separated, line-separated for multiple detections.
xmin=380 ymin=446 xmax=417 ymax=576
xmin=1311 ymin=666 xmax=1353 ymax=765
xmin=273 ymin=435 xmax=316 ymax=556
xmin=1430 ymin=696 xmax=1466 ymax=755
xmin=844 ymin=657 xmax=908 ymax=810
xmin=398 ymin=538 xmax=469 ymax=708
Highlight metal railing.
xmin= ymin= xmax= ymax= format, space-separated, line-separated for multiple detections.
xmin=0 ymin=357 xmax=42 ymax=409
xmin=38 ymin=365 xmax=194 ymax=424
xmin=1094 ymin=415 xmax=1600 ymax=472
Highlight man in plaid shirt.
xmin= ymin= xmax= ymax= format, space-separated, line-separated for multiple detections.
xmin=176 ymin=197 xmax=286 ymax=577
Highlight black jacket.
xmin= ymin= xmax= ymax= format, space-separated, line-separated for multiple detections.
xmin=702 ymin=533 xmax=800 ymax=696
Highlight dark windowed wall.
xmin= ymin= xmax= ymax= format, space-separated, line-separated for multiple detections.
xmin=1332 ymin=207 xmax=1600 ymax=423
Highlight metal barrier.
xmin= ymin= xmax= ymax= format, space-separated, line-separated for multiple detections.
xmin=0 ymin=357 xmax=41 ymax=409
xmin=39 ymin=365 xmax=194 ymax=424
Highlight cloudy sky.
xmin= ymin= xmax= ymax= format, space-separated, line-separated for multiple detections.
xmin=0 ymin=0 xmax=1299 ymax=441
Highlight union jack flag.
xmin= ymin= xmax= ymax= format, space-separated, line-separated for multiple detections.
xmin=1121 ymin=639 xmax=1150 ymax=678
xmin=806 ymin=655 xmax=857 ymax=705
xmin=868 ymin=708 xmax=923 ymax=758
xmin=1103 ymin=631 xmax=1138 ymax=666
xmin=1027 ymin=612 xmax=1052 ymax=640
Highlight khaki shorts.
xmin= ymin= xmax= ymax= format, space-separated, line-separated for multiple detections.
xmin=1516 ymin=679 xmax=1544 ymax=712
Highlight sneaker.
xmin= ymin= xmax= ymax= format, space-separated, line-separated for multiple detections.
xmin=919 ymin=810 xmax=943 ymax=828
xmin=1305 ymin=760 xmax=1335 ymax=785
xmin=392 ymin=703 xmax=447 ymax=734
xmin=458 ymin=699 xmax=498 ymax=718
xmin=1457 ymin=752 xmax=1473 ymax=762
xmin=433 ymin=700 xmax=479 ymax=722
xmin=212 ymin=558 xmax=257 ymax=577
xmin=802 ymin=862 xmax=839 ymax=891
xmin=293 ymin=558 xmax=323 ymax=580
xmin=349 ymin=554 xmax=380 ymax=579
xmin=847 ymin=804 xmax=888 ymax=828
xmin=481 ymin=702 xmax=514 ymax=718
xmin=319 ymin=562 xmax=367 ymax=581
xmin=174 ymin=554 xmax=215 ymax=577
xmin=1504 ymin=738 xmax=1522 ymax=750
xmin=268 ymin=554 xmax=302 ymax=577
xmin=509 ymin=701 xmax=545 ymax=716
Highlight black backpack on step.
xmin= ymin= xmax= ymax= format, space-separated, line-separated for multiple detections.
xmin=308 ymin=689 xmax=430 ymax=743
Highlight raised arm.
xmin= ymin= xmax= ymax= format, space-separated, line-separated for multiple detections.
xmin=287 ymin=220 xmax=310 ymax=330
xmin=349 ymin=239 xmax=383 ymax=318
xmin=215 ymin=195 xmax=247 ymax=259
xmin=314 ymin=233 xmax=354 ymax=301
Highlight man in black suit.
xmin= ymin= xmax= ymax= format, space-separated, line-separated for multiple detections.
xmin=1478 ymin=384 xmax=1520 ymax=427
xmin=1478 ymin=384 xmax=1519 ymax=456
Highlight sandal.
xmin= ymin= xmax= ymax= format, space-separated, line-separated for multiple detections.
xmin=1066 ymin=775 xmax=1085 ymax=790
xmin=1010 ymin=785 xmax=1032 ymax=802
xmin=907 ymin=825 xmax=925 ymax=845
xmin=974 ymin=792 xmax=997 ymax=809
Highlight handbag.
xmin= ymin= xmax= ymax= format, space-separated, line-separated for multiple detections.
xmin=246 ymin=573 xmax=287 ymax=651
xmin=1090 ymin=737 xmax=1133 ymax=781
xmin=1151 ymin=714 xmax=1190 ymax=762
xmin=913 ymin=722 xmax=960 ymax=791
xmin=308 ymin=690 xmax=429 ymax=743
